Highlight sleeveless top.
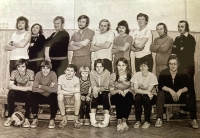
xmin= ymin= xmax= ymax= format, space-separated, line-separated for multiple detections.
xmin=10 ymin=32 xmax=30 ymax=60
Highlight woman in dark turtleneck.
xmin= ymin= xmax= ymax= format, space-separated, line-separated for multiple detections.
xmin=28 ymin=23 xmax=45 ymax=73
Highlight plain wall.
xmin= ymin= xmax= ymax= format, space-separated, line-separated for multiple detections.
xmin=0 ymin=0 xmax=200 ymax=32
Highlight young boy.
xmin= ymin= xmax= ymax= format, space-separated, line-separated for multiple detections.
xmin=4 ymin=59 xmax=34 ymax=128
xmin=31 ymin=61 xmax=58 ymax=129
xmin=57 ymin=64 xmax=81 ymax=128
xmin=79 ymin=66 xmax=91 ymax=125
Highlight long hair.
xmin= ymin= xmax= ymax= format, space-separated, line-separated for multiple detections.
xmin=179 ymin=20 xmax=190 ymax=32
xmin=78 ymin=15 xmax=90 ymax=27
xmin=156 ymin=22 xmax=168 ymax=35
xmin=16 ymin=16 xmax=29 ymax=31
xmin=115 ymin=57 xmax=131 ymax=81
xmin=31 ymin=23 xmax=43 ymax=34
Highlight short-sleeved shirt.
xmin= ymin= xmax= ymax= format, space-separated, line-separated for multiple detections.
xmin=71 ymin=28 xmax=95 ymax=57
xmin=92 ymin=31 xmax=115 ymax=60
xmin=58 ymin=74 xmax=80 ymax=95
xmin=10 ymin=69 xmax=34 ymax=87
xmin=132 ymin=27 xmax=152 ymax=58
xmin=131 ymin=72 xmax=158 ymax=88
xmin=113 ymin=35 xmax=133 ymax=60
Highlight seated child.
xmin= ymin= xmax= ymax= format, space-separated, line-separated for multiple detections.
xmin=79 ymin=66 xmax=92 ymax=126
xmin=57 ymin=64 xmax=81 ymax=128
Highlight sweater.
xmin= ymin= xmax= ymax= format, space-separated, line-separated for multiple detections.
xmin=32 ymin=71 xmax=58 ymax=96
xmin=90 ymin=69 xmax=110 ymax=92
xmin=150 ymin=35 xmax=173 ymax=66
xmin=45 ymin=30 xmax=70 ymax=57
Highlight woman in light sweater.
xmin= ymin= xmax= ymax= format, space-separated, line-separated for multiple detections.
xmin=90 ymin=59 xmax=111 ymax=128
xmin=109 ymin=57 xmax=134 ymax=133
xmin=150 ymin=23 xmax=173 ymax=77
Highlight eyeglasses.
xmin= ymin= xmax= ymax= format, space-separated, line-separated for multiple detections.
xmin=169 ymin=63 xmax=178 ymax=65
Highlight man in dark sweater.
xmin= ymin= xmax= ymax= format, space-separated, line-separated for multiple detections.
xmin=155 ymin=55 xmax=198 ymax=129
xmin=31 ymin=61 xmax=58 ymax=129
xmin=172 ymin=20 xmax=197 ymax=119
xmin=45 ymin=16 xmax=70 ymax=77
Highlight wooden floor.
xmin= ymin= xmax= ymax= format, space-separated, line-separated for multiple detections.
xmin=0 ymin=119 xmax=200 ymax=138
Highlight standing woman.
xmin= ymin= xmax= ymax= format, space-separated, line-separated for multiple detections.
xmin=28 ymin=23 xmax=45 ymax=73
xmin=90 ymin=59 xmax=111 ymax=128
xmin=109 ymin=57 xmax=134 ymax=133
xmin=131 ymin=58 xmax=158 ymax=129
xmin=112 ymin=20 xmax=133 ymax=71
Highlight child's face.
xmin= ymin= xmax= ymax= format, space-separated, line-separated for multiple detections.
xmin=81 ymin=71 xmax=89 ymax=79
xmin=41 ymin=66 xmax=50 ymax=76
xmin=65 ymin=67 xmax=76 ymax=79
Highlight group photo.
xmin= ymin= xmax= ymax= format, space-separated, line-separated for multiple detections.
xmin=0 ymin=0 xmax=200 ymax=138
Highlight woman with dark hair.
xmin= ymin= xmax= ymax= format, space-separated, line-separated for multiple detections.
xmin=131 ymin=58 xmax=158 ymax=129
xmin=109 ymin=57 xmax=134 ymax=133
xmin=89 ymin=59 xmax=111 ymax=128
xmin=112 ymin=20 xmax=133 ymax=71
xmin=28 ymin=23 xmax=45 ymax=73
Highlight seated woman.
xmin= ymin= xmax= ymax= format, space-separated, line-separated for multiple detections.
xmin=109 ymin=57 xmax=134 ymax=133
xmin=28 ymin=23 xmax=45 ymax=73
xmin=131 ymin=58 xmax=158 ymax=129
xmin=90 ymin=59 xmax=111 ymax=128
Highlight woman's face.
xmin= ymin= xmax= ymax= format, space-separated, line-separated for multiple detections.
xmin=139 ymin=63 xmax=149 ymax=73
xmin=32 ymin=25 xmax=40 ymax=35
xmin=96 ymin=63 xmax=104 ymax=74
xmin=117 ymin=61 xmax=127 ymax=73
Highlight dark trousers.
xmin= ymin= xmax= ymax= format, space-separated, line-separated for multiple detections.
xmin=7 ymin=90 xmax=32 ymax=118
xmin=135 ymin=54 xmax=153 ymax=72
xmin=134 ymin=94 xmax=156 ymax=123
xmin=156 ymin=90 xmax=197 ymax=119
xmin=32 ymin=92 xmax=58 ymax=119
xmin=111 ymin=92 xmax=133 ymax=119
xmin=80 ymin=94 xmax=90 ymax=119
xmin=51 ymin=58 xmax=68 ymax=77
xmin=91 ymin=91 xmax=110 ymax=110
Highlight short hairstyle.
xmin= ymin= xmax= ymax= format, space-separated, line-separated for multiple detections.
xmin=138 ymin=58 xmax=149 ymax=67
xmin=16 ymin=16 xmax=29 ymax=31
xmin=79 ymin=66 xmax=90 ymax=74
xmin=167 ymin=54 xmax=180 ymax=67
xmin=116 ymin=20 xmax=130 ymax=34
xmin=15 ymin=58 xmax=28 ymax=68
xmin=99 ymin=19 xmax=110 ymax=31
xmin=53 ymin=16 xmax=65 ymax=24
xmin=31 ymin=23 xmax=43 ymax=34
xmin=179 ymin=20 xmax=190 ymax=32
xmin=66 ymin=64 xmax=77 ymax=74
xmin=40 ymin=61 xmax=52 ymax=69
xmin=115 ymin=57 xmax=132 ymax=81
xmin=94 ymin=59 xmax=106 ymax=71
xmin=156 ymin=23 xmax=168 ymax=34
xmin=137 ymin=13 xmax=149 ymax=24
xmin=77 ymin=15 xmax=90 ymax=27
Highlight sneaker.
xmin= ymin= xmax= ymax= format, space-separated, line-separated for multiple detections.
xmin=142 ymin=121 xmax=150 ymax=129
xmin=155 ymin=118 xmax=162 ymax=128
xmin=80 ymin=119 xmax=84 ymax=126
xmin=4 ymin=117 xmax=12 ymax=127
xmin=133 ymin=121 xmax=141 ymax=128
xmin=48 ymin=119 xmax=55 ymax=129
xmin=59 ymin=119 xmax=67 ymax=128
xmin=84 ymin=119 xmax=90 ymax=126
xmin=191 ymin=119 xmax=199 ymax=129
xmin=74 ymin=120 xmax=81 ymax=129
xmin=30 ymin=119 xmax=38 ymax=128
xmin=122 ymin=122 xmax=129 ymax=132
xmin=117 ymin=124 xmax=124 ymax=133
xmin=22 ymin=118 xmax=30 ymax=128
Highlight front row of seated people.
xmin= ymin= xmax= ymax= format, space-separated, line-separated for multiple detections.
xmin=4 ymin=55 xmax=198 ymax=132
